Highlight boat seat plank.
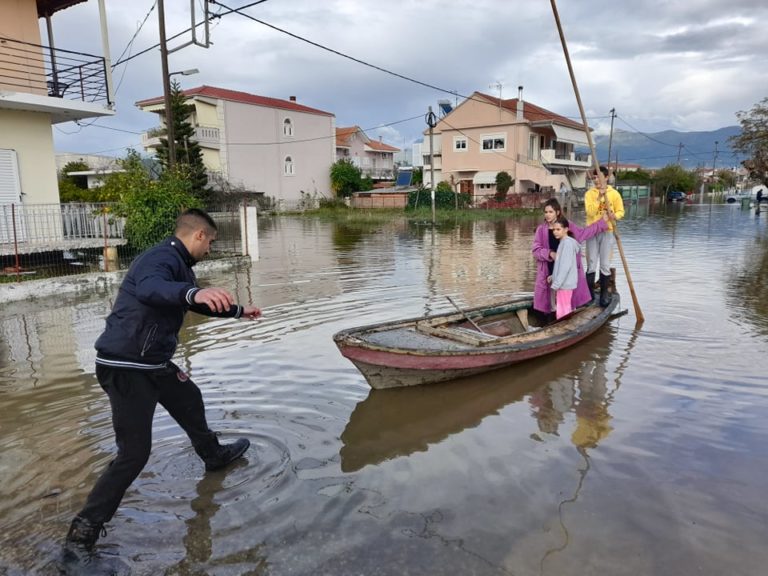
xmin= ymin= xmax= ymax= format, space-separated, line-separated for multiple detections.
xmin=365 ymin=327 xmax=469 ymax=351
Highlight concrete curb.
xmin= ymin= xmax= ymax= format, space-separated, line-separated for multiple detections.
xmin=0 ymin=256 xmax=249 ymax=303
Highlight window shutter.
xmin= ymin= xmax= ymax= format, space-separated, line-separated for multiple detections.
xmin=0 ymin=149 xmax=22 ymax=204
xmin=0 ymin=149 xmax=24 ymax=243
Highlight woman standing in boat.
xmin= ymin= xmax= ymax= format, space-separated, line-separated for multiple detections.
xmin=531 ymin=198 xmax=608 ymax=321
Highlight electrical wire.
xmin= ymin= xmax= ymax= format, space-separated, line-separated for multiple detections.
xmin=210 ymin=0 xmax=597 ymax=126
xmin=114 ymin=1 xmax=158 ymax=94
xmin=112 ymin=0 xmax=270 ymax=68
xmin=225 ymin=114 xmax=424 ymax=146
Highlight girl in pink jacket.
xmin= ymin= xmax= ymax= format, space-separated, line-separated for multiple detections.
xmin=531 ymin=198 xmax=608 ymax=320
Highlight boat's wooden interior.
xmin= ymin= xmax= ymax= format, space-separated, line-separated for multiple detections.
xmin=415 ymin=305 xmax=602 ymax=348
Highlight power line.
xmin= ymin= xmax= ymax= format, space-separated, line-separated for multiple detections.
xmin=225 ymin=113 xmax=424 ymax=146
xmin=114 ymin=0 xmax=158 ymax=93
xmin=112 ymin=0 xmax=270 ymax=69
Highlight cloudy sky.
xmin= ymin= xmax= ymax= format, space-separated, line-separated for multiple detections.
xmin=48 ymin=0 xmax=768 ymax=158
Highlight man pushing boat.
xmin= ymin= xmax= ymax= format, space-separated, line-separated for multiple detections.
xmin=62 ymin=208 xmax=261 ymax=570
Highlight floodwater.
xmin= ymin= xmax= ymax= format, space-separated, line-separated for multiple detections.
xmin=1 ymin=202 xmax=767 ymax=576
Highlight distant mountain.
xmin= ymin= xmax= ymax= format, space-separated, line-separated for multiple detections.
xmin=591 ymin=126 xmax=742 ymax=170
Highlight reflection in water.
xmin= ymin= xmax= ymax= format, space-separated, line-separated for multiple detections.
xmin=537 ymin=327 xmax=640 ymax=573
xmin=340 ymin=329 xmax=617 ymax=472
xmin=2 ymin=207 xmax=768 ymax=575
xmin=171 ymin=461 xmax=267 ymax=575
xmin=727 ymin=234 xmax=768 ymax=334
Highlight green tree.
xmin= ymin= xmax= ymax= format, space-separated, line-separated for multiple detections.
xmin=652 ymin=164 xmax=697 ymax=197
xmin=330 ymin=159 xmax=363 ymax=197
xmin=717 ymin=169 xmax=737 ymax=190
xmin=616 ymin=169 xmax=652 ymax=184
xmin=98 ymin=150 xmax=200 ymax=250
xmin=495 ymin=171 xmax=514 ymax=201
xmin=58 ymin=160 xmax=93 ymax=202
xmin=411 ymin=167 xmax=423 ymax=187
xmin=730 ymin=97 xmax=768 ymax=185
xmin=156 ymin=80 xmax=210 ymax=203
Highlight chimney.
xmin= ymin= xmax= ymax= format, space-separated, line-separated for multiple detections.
xmin=516 ymin=86 xmax=524 ymax=120
xmin=289 ymin=96 xmax=296 ymax=102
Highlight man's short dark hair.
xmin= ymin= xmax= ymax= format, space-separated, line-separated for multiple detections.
xmin=176 ymin=208 xmax=217 ymax=235
xmin=598 ymin=165 xmax=609 ymax=177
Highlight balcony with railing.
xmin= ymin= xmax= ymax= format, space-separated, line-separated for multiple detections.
xmin=142 ymin=125 xmax=220 ymax=149
xmin=0 ymin=36 xmax=113 ymax=121
xmin=540 ymin=148 xmax=591 ymax=167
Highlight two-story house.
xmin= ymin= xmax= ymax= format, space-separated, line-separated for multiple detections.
xmin=0 ymin=0 xmax=115 ymax=210
xmin=422 ymin=89 xmax=592 ymax=200
xmin=335 ymin=126 xmax=400 ymax=181
xmin=136 ymin=86 xmax=335 ymax=204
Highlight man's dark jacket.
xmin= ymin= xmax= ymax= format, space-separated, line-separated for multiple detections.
xmin=95 ymin=237 xmax=242 ymax=370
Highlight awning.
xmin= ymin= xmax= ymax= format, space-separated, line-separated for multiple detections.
xmin=552 ymin=124 xmax=589 ymax=146
xmin=473 ymin=171 xmax=498 ymax=184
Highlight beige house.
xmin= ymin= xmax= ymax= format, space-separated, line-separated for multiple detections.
xmin=0 ymin=0 xmax=115 ymax=207
xmin=335 ymin=126 xmax=400 ymax=181
xmin=422 ymin=90 xmax=592 ymax=200
xmin=136 ymin=86 xmax=335 ymax=204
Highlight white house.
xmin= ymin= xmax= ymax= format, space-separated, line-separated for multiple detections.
xmin=136 ymin=86 xmax=336 ymax=203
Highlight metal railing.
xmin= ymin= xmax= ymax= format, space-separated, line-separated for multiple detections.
xmin=0 ymin=202 xmax=248 ymax=281
xmin=0 ymin=36 xmax=111 ymax=106
xmin=142 ymin=125 xmax=220 ymax=148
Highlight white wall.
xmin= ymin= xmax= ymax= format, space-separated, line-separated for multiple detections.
xmin=0 ymin=109 xmax=59 ymax=204
xmin=223 ymin=101 xmax=334 ymax=202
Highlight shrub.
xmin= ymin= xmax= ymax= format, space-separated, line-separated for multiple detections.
xmin=495 ymin=171 xmax=514 ymax=201
xmin=330 ymin=159 xmax=363 ymax=198
xmin=111 ymin=158 xmax=201 ymax=251
xmin=407 ymin=185 xmax=471 ymax=210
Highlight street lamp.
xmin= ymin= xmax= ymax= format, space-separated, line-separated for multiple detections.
xmin=169 ymin=68 xmax=199 ymax=77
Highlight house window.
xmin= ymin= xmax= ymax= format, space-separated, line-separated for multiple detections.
xmin=454 ymin=137 xmax=468 ymax=151
xmin=481 ymin=133 xmax=506 ymax=152
xmin=283 ymin=118 xmax=293 ymax=137
xmin=528 ymin=134 xmax=539 ymax=160
xmin=284 ymin=155 xmax=294 ymax=176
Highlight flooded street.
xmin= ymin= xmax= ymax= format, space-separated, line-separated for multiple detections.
xmin=1 ymin=202 xmax=767 ymax=575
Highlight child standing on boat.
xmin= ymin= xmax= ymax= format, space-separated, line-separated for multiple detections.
xmin=547 ymin=217 xmax=580 ymax=319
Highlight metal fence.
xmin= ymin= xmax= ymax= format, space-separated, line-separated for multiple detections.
xmin=0 ymin=202 xmax=247 ymax=282
xmin=0 ymin=36 xmax=111 ymax=106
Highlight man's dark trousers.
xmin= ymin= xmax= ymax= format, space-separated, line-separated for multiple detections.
xmin=78 ymin=363 xmax=218 ymax=524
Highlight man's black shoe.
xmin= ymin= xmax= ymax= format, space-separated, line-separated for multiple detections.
xmin=60 ymin=516 xmax=130 ymax=575
xmin=203 ymin=438 xmax=250 ymax=471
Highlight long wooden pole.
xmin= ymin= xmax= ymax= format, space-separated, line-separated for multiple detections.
xmin=446 ymin=296 xmax=487 ymax=334
xmin=549 ymin=0 xmax=644 ymax=325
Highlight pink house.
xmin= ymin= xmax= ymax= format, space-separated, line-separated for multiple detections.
xmin=422 ymin=89 xmax=592 ymax=201
xmin=335 ymin=126 xmax=400 ymax=181
xmin=137 ymin=86 xmax=335 ymax=204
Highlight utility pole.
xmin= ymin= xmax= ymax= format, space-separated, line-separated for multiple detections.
xmin=677 ymin=142 xmax=683 ymax=165
xmin=158 ymin=0 xmax=175 ymax=170
xmin=606 ymin=107 xmax=616 ymax=168
xmin=711 ymin=140 xmax=719 ymax=189
xmin=426 ymin=106 xmax=438 ymax=223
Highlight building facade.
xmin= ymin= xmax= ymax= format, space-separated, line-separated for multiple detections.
xmin=421 ymin=90 xmax=592 ymax=200
xmin=335 ymin=126 xmax=400 ymax=181
xmin=0 ymin=0 xmax=115 ymax=207
xmin=136 ymin=86 xmax=335 ymax=204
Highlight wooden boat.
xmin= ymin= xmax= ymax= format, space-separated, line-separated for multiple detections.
xmin=333 ymin=293 xmax=621 ymax=389
xmin=339 ymin=327 xmax=616 ymax=471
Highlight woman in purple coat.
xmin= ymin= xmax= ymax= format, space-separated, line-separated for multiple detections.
xmin=532 ymin=198 xmax=608 ymax=319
